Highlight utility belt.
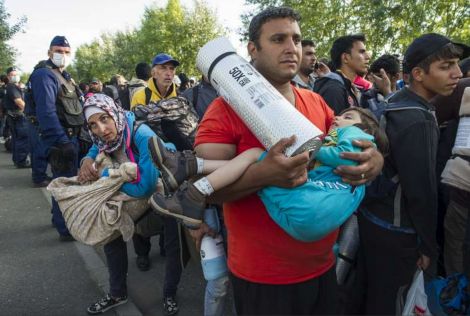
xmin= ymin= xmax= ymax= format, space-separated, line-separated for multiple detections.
xmin=26 ymin=115 xmax=80 ymax=138
xmin=64 ymin=126 xmax=80 ymax=138
xmin=6 ymin=110 xmax=25 ymax=121
xmin=27 ymin=115 xmax=39 ymax=125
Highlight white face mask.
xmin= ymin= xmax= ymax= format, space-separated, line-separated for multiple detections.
xmin=51 ymin=52 xmax=71 ymax=68
xmin=10 ymin=75 xmax=20 ymax=84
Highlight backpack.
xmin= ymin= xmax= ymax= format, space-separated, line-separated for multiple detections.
xmin=133 ymin=96 xmax=199 ymax=151
xmin=118 ymin=84 xmax=131 ymax=111
xmin=426 ymin=274 xmax=470 ymax=315
xmin=103 ymin=85 xmax=122 ymax=108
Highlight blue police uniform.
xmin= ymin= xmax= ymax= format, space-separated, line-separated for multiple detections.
xmin=28 ymin=52 xmax=82 ymax=237
xmin=4 ymin=82 xmax=29 ymax=167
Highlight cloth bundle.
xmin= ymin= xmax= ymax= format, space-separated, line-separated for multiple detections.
xmin=47 ymin=154 xmax=149 ymax=246
xmin=442 ymin=87 xmax=470 ymax=192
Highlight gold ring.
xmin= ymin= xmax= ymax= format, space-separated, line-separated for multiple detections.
xmin=361 ymin=173 xmax=365 ymax=180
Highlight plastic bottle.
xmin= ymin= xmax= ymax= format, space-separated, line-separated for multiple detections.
xmin=200 ymin=206 xmax=228 ymax=281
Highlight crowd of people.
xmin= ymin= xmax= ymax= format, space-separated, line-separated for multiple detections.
xmin=1 ymin=5 xmax=470 ymax=316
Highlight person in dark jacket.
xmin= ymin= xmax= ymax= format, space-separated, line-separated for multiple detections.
xmin=313 ymin=34 xmax=370 ymax=114
xmin=357 ymin=33 xmax=467 ymax=314
xmin=27 ymin=35 xmax=82 ymax=241
xmin=4 ymin=66 xmax=30 ymax=168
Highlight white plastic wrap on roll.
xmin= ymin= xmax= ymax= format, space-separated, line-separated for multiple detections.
xmin=196 ymin=37 xmax=323 ymax=157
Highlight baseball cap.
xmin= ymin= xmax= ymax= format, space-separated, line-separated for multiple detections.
xmin=403 ymin=33 xmax=470 ymax=73
xmin=152 ymin=53 xmax=180 ymax=67
xmin=50 ymin=35 xmax=70 ymax=48
xmin=90 ymin=78 xmax=100 ymax=84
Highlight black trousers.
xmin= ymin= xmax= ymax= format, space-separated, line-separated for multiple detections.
xmin=230 ymin=266 xmax=338 ymax=315
xmin=104 ymin=236 xmax=128 ymax=298
xmin=132 ymin=217 xmax=182 ymax=298
xmin=357 ymin=212 xmax=421 ymax=315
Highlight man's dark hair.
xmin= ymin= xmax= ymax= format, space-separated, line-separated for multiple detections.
xmin=415 ymin=43 xmax=463 ymax=74
xmin=6 ymin=66 xmax=17 ymax=75
xmin=301 ymin=39 xmax=315 ymax=47
xmin=135 ymin=62 xmax=151 ymax=81
xmin=370 ymin=54 xmax=400 ymax=76
xmin=459 ymin=57 xmax=470 ymax=77
xmin=248 ymin=7 xmax=301 ymax=48
xmin=330 ymin=34 xmax=366 ymax=70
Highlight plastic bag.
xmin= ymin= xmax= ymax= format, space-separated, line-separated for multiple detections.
xmin=402 ymin=269 xmax=431 ymax=316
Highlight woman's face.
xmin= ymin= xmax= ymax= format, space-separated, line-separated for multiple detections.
xmin=87 ymin=112 xmax=118 ymax=143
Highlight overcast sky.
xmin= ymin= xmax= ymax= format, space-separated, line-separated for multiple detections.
xmin=4 ymin=0 xmax=249 ymax=73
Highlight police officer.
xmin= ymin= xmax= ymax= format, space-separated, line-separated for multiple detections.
xmin=4 ymin=66 xmax=30 ymax=168
xmin=26 ymin=35 xmax=83 ymax=241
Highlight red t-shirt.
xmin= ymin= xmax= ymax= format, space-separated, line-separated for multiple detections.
xmin=195 ymin=86 xmax=337 ymax=284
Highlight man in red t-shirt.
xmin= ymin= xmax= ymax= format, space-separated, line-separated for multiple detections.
xmin=193 ymin=7 xmax=384 ymax=315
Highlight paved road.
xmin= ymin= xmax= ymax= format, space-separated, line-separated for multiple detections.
xmin=0 ymin=147 xmax=233 ymax=315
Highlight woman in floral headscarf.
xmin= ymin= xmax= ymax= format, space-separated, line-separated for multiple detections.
xmin=78 ymin=93 xmax=161 ymax=314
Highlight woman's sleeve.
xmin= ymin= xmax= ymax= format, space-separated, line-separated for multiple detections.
xmin=80 ymin=144 xmax=99 ymax=166
xmin=120 ymin=124 xmax=160 ymax=198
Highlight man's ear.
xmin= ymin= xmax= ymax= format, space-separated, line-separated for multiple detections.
xmin=341 ymin=52 xmax=350 ymax=66
xmin=411 ymin=67 xmax=424 ymax=82
xmin=247 ymin=41 xmax=257 ymax=61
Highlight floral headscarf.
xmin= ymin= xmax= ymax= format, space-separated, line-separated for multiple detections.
xmin=83 ymin=93 xmax=127 ymax=154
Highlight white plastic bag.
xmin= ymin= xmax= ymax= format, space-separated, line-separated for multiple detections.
xmin=402 ymin=269 xmax=431 ymax=316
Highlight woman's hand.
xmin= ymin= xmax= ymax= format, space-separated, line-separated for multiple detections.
xmin=78 ymin=158 xmax=99 ymax=183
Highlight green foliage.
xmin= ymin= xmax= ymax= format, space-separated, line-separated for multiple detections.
xmin=72 ymin=0 xmax=225 ymax=83
xmin=242 ymin=0 xmax=470 ymax=61
xmin=0 ymin=0 xmax=26 ymax=72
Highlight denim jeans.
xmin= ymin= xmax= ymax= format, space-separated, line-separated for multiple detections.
xmin=204 ymin=275 xmax=229 ymax=316
xmin=203 ymin=206 xmax=230 ymax=316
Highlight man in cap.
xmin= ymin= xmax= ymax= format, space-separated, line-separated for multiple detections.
xmin=130 ymin=52 xmax=185 ymax=314
xmin=25 ymin=35 xmax=83 ymax=241
xmin=358 ymin=33 xmax=467 ymax=314
xmin=4 ymin=66 xmax=30 ymax=168
xmin=130 ymin=53 xmax=179 ymax=108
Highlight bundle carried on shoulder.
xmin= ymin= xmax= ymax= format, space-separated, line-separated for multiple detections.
xmin=133 ymin=96 xmax=199 ymax=145
xmin=47 ymin=154 xmax=149 ymax=246
xmin=441 ymin=87 xmax=470 ymax=192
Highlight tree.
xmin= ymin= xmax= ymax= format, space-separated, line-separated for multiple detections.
xmin=71 ymin=0 xmax=225 ymax=82
xmin=0 ymin=0 xmax=26 ymax=71
xmin=242 ymin=0 xmax=470 ymax=60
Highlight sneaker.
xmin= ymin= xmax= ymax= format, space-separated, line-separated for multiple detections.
xmin=163 ymin=296 xmax=179 ymax=315
xmin=149 ymin=181 xmax=205 ymax=228
xmin=136 ymin=255 xmax=150 ymax=271
xmin=87 ymin=294 xmax=128 ymax=315
xmin=148 ymin=136 xmax=197 ymax=191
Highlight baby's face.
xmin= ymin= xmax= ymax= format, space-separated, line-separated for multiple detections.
xmin=330 ymin=110 xmax=362 ymax=129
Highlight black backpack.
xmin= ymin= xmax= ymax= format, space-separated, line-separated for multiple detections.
xmin=103 ymin=85 xmax=122 ymax=108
